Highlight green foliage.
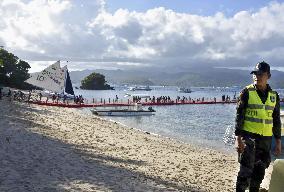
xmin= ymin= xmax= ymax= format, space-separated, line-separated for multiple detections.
xmin=80 ymin=72 xmax=113 ymax=90
xmin=0 ymin=48 xmax=31 ymax=89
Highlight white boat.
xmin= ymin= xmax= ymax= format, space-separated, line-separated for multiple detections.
xmin=91 ymin=107 xmax=155 ymax=116
xmin=124 ymin=93 xmax=151 ymax=98
xmin=178 ymin=87 xmax=192 ymax=93
xmin=128 ymin=85 xmax=152 ymax=91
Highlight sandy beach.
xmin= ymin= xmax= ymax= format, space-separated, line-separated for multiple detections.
xmin=0 ymin=98 xmax=274 ymax=191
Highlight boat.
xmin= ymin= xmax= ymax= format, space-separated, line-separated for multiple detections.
xmin=91 ymin=108 xmax=155 ymax=116
xmin=128 ymin=85 xmax=152 ymax=91
xmin=25 ymin=61 xmax=74 ymax=96
xmin=91 ymin=107 xmax=155 ymax=116
xmin=91 ymin=103 xmax=155 ymax=116
xmin=124 ymin=93 xmax=151 ymax=98
xmin=178 ymin=87 xmax=192 ymax=93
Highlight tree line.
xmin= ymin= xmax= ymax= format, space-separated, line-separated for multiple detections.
xmin=80 ymin=72 xmax=113 ymax=90
xmin=0 ymin=48 xmax=33 ymax=89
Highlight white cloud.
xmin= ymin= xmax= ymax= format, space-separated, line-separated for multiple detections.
xmin=0 ymin=0 xmax=284 ymax=72
xmin=0 ymin=0 xmax=71 ymax=51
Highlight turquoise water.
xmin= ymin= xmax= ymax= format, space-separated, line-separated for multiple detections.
xmin=75 ymin=87 xmax=284 ymax=153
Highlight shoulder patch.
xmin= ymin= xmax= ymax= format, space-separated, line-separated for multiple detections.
xmin=270 ymin=95 xmax=276 ymax=103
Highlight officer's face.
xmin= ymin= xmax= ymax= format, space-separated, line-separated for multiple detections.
xmin=253 ymin=72 xmax=270 ymax=86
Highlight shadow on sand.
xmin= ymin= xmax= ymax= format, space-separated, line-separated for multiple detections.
xmin=0 ymin=101 xmax=206 ymax=192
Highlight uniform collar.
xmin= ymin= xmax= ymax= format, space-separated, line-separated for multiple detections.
xmin=253 ymin=84 xmax=272 ymax=92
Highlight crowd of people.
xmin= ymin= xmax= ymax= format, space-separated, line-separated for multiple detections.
xmin=0 ymin=87 xmax=85 ymax=105
xmin=221 ymin=94 xmax=237 ymax=102
xmin=130 ymin=95 xmax=236 ymax=104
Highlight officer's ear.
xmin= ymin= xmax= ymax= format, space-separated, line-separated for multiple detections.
xmin=268 ymin=73 xmax=271 ymax=79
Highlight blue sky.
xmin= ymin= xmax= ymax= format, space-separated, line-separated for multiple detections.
xmin=106 ymin=0 xmax=277 ymax=16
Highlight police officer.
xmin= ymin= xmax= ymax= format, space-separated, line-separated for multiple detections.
xmin=235 ymin=61 xmax=282 ymax=192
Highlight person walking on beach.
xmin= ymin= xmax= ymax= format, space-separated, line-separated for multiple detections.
xmin=38 ymin=92 xmax=42 ymax=101
xmin=235 ymin=61 xmax=282 ymax=192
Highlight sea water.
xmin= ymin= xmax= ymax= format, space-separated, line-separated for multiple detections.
xmin=75 ymin=86 xmax=284 ymax=153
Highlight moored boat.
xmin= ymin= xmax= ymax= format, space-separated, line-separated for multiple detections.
xmin=128 ymin=86 xmax=152 ymax=91
xmin=91 ymin=107 xmax=155 ymax=116
xmin=178 ymin=87 xmax=192 ymax=93
xmin=124 ymin=93 xmax=151 ymax=98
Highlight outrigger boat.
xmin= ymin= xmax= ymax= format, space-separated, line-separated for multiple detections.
xmin=124 ymin=93 xmax=151 ymax=98
xmin=128 ymin=85 xmax=152 ymax=91
xmin=91 ymin=105 xmax=155 ymax=116
xmin=178 ymin=87 xmax=192 ymax=93
xmin=91 ymin=108 xmax=155 ymax=116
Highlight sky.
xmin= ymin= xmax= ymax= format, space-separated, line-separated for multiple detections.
xmin=1 ymin=0 xmax=284 ymax=72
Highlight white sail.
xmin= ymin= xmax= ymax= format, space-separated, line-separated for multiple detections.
xmin=25 ymin=61 xmax=66 ymax=93
xmin=60 ymin=65 xmax=68 ymax=92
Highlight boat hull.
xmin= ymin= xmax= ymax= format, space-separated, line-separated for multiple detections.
xmin=128 ymin=86 xmax=152 ymax=91
xmin=91 ymin=109 xmax=155 ymax=116
xmin=178 ymin=88 xmax=192 ymax=93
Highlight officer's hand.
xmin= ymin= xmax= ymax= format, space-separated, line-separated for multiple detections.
xmin=274 ymin=139 xmax=282 ymax=156
xmin=235 ymin=136 xmax=245 ymax=153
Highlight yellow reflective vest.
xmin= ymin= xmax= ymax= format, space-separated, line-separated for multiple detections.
xmin=243 ymin=84 xmax=276 ymax=136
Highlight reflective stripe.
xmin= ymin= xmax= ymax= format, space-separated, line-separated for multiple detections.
xmin=265 ymin=119 xmax=273 ymax=124
xmin=247 ymin=104 xmax=263 ymax=109
xmin=243 ymin=84 xmax=276 ymax=136
xmin=247 ymin=104 xmax=274 ymax=110
xmin=265 ymin=105 xmax=274 ymax=110
xmin=245 ymin=116 xmax=273 ymax=124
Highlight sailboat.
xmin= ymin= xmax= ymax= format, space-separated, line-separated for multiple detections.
xmin=25 ymin=61 xmax=74 ymax=96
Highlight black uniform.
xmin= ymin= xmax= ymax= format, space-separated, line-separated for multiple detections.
xmin=235 ymin=84 xmax=281 ymax=192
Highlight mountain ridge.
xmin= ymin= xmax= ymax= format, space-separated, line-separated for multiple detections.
xmin=70 ymin=68 xmax=284 ymax=88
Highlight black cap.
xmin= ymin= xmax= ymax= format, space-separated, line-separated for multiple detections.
xmin=250 ymin=61 xmax=270 ymax=74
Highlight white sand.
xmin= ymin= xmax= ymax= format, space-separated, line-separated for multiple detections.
xmin=0 ymin=98 xmax=274 ymax=191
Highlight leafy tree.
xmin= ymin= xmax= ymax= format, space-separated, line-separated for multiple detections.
xmin=80 ymin=72 xmax=113 ymax=90
xmin=0 ymin=48 xmax=31 ymax=89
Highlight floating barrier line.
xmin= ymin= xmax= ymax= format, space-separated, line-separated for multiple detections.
xmin=29 ymin=100 xmax=239 ymax=108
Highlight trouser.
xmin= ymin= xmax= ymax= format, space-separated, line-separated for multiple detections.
xmin=236 ymin=137 xmax=271 ymax=192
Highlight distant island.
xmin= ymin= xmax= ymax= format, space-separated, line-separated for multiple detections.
xmin=70 ymin=67 xmax=284 ymax=89
xmin=80 ymin=72 xmax=114 ymax=90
